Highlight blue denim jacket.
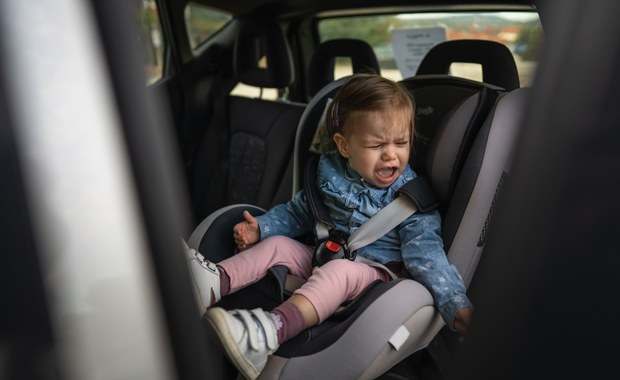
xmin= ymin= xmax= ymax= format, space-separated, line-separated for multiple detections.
xmin=256 ymin=151 xmax=472 ymax=329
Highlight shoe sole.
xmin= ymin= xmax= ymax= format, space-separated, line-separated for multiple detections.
xmin=206 ymin=308 xmax=260 ymax=380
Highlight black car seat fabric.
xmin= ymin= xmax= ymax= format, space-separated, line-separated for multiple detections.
xmin=191 ymin=19 xmax=306 ymax=221
xmin=306 ymin=38 xmax=381 ymax=99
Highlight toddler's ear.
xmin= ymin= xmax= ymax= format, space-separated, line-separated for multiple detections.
xmin=333 ymin=133 xmax=350 ymax=158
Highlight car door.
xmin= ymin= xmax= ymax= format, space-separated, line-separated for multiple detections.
xmin=0 ymin=0 xmax=216 ymax=378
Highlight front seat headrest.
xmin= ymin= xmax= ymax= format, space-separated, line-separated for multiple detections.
xmin=307 ymin=38 xmax=380 ymax=97
xmin=416 ymin=39 xmax=520 ymax=90
xmin=233 ymin=19 xmax=294 ymax=88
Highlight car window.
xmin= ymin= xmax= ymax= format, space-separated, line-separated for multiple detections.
xmin=318 ymin=11 xmax=543 ymax=86
xmin=136 ymin=0 xmax=165 ymax=85
xmin=184 ymin=2 xmax=232 ymax=52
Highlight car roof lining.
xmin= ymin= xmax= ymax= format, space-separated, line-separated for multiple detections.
xmin=188 ymin=0 xmax=538 ymax=19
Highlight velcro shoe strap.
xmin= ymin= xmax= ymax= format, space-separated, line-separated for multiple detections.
xmin=250 ymin=308 xmax=278 ymax=350
xmin=234 ymin=310 xmax=261 ymax=351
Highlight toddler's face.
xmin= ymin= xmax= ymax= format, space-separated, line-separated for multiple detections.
xmin=333 ymin=107 xmax=411 ymax=188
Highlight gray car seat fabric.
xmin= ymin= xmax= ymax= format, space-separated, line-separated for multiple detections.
xmin=191 ymin=19 xmax=306 ymax=220
xmin=306 ymin=38 xmax=381 ymax=98
xmin=444 ymin=88 xmax=529 ymax=281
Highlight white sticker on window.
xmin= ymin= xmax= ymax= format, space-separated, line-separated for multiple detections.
xmin=391 ymin=27 xmax=446 ymax=78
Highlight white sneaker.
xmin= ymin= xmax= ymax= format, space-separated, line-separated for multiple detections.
xmin=206 ymin=307 xmax=279 ymax=380
xmin=182 ymin=239 xmax=221 ymax=316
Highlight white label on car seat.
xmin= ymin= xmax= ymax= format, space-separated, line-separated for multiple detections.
xmin=388 ymin=325 xmax=410 ymax=351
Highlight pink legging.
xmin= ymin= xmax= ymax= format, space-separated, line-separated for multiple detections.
xmin=218 ymin=236 xmax=390 ymax=322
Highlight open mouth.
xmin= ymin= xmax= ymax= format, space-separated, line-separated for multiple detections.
xmin=376 ymin=167 xmax=397 ymax=183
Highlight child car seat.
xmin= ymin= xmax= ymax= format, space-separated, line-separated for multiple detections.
xmin=188 ymin=40 xmax=524 ymax=379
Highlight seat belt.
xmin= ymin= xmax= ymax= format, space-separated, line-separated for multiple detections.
xmin=347 ymin=196 xmax=417 ymax=252
xmin=304 ymin=155 xmax=438 ymax=276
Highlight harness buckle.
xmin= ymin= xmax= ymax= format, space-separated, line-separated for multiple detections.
xmin=314 ymin=230 xmax=355 ymax=266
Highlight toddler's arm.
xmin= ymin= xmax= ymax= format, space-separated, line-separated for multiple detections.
xmin=398 ymin=210 xmax=473 ymax=331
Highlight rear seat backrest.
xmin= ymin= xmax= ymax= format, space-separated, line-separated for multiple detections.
xmin=191 ymin=19 xmax=306 ymax=220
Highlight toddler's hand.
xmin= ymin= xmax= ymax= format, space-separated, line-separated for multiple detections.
xmin=233 ymin=210 xmax=260 ymax=249
xmin=453 ymin=306 xmax=473 ymax=338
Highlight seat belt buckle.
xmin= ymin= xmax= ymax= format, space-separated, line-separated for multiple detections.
xmin=314 ymin=230 xmax=353 ymax=266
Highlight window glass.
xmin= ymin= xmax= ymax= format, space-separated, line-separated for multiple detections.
xmin=184 ymin=3 xmax=232 ymax=52
xmin=318 ymin=12 xmax=543 ymax=86
xmin=135 ymin=0 xmax=165 ymax=85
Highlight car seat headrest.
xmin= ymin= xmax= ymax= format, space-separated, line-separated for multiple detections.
xmin=233 ymin=19 xmax=294 ymax=88
xmin=416 ymin=39 xmax=520 ymax=91
xmin=307 ymin=39 xmax=380 ymax=97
